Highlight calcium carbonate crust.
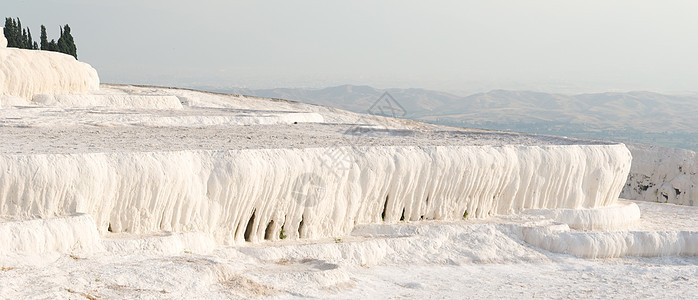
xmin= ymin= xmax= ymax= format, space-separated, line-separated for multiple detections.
xmin=0 ymin=47 xmax=99 ymax=99
xmin=522 ymin=223 xmax=698 ymax=258
xmin=0 ymin=143 xmax=632 ymax=244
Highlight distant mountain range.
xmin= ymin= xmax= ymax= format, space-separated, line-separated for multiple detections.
xmin=205 ymin=85 xmax=698 ymax=151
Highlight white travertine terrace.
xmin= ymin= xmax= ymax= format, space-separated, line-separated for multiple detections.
xmin=0 ymin=41 xmax=99 ymax=100
xmin=522 ymin=223 xmax=698 ymax=258
xmin=32 ymin=94 xmax=184 ymax=110
xmin=0 ymin=46 xmax=674 ymax=261
xmin=0 ymin=144 xmax=632 ymax=244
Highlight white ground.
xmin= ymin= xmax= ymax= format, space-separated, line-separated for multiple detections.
xmin=0 ymin=83 xmax=696 ymax=299
xmin=1 ymin=201 xmax=697 ymax=299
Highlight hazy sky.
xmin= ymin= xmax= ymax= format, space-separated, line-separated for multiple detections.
xmin=5 ymin=0 xmax=698 ymax=93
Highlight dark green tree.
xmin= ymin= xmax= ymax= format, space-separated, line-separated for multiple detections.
xmin=61 ymin=24 xmax=77 ymax=59
xmin=40 ymin=25 xmax=48 ymax=50
xmin=4 ymin=17 xmax=78 ymax=57
xmin=56 ymin=26 xmax=67 ymax=54
xmin=22 ymin=28 xmax=28 ymax=48
xmin=10 ymin=18 xmax=19 ymax=48
xmin=15 ymin=18 xmax=22 ymax=48
xmin=26 ymin=28 xmax=33 ymax=50
xmin=3 ymin=18 xmax=11 ymax=46
xmin=3 ymin=18 xmax=29 ymax=49
xmin=47 ymin=39 xmax=57 ymax=51
xmin=4 ymin=18 xmax=18 ymax=47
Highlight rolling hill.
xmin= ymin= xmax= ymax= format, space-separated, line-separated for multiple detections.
xmin=211 ymin=85 xmax=698 ymax=151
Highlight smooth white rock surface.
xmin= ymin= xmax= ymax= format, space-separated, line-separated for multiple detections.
xmin=524 ymin=200 xmax=641 ymax=231
xmin=522 ymin=223 xmax=698 ymax=258
xmin=0 ymin=47 xmax=99 ymax=99
xmin=32 ymin=94 xmax=183 ymax=110
xmin=0 ymin=213 xmax=101 ymax=255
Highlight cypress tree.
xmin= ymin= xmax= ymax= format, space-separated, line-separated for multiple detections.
xmin=22 ymin=29 xmax=27 ymax=48
xmin=48 ymin=39 xmax=57 ymax=51
xmin=57 ymin=26 xmax=67 ymax=54
xmin=62 ymin=24 xmax=77 ymax=59
xmin=3 ymin=18 xmax=79 ymax=58
xmin=26 ymin=28 xmax=33 ymax=49
xmin=2 ymin=18 xmax=29 ymax=49
xmin=40 ymin=25 xmax=48 ymax=50
xmin=15 ymin=18 xmax=22 ymax=48
xmin=3 ymin=18 xmax=12 ymax=47
xmin=11 ymin=19 xmax=19 ymax=47
xmin=4 ymin=18 xmax=17 ymax=47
